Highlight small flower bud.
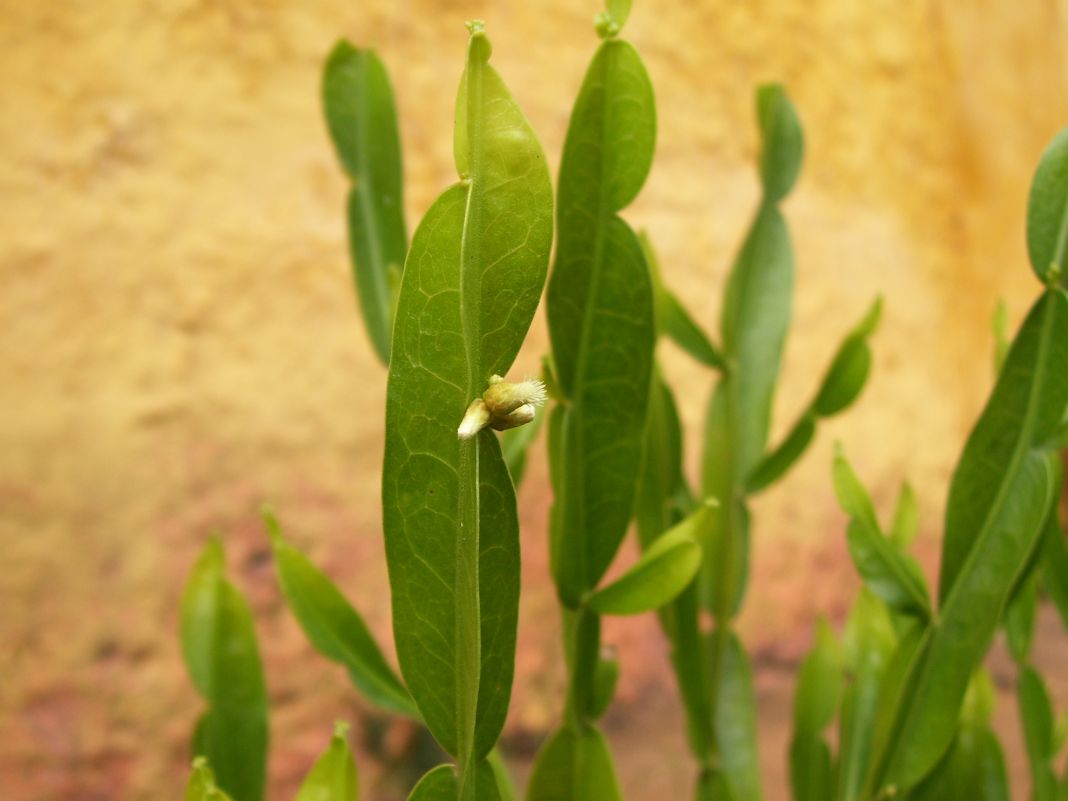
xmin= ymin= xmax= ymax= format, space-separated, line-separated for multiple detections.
xmin=483 ymin=375 xmax=547 ymax=416
xmin=489 ymin=403 xmax=536 ymax=431
xmin=457 ymin=399 xmax=491 ymax=440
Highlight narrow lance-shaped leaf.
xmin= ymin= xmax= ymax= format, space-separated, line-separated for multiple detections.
xmin=1027 ymin=127 xmax=1068 ymax=288
xmin=323 ymin=42 xmax=407 ymax=363
xmin=635 ymin=367 xmax=687 ymax=549
xmin=526 ymin=726 xmax=623 ymax=801
xmin=832 ymin=448 xmax=930 ymax=618
xmin=869 ymin=288 xmax=1068 ymax=794
xmin=789 ymin=619 xmax=843 ymax=801
xmin=296 ymin=722 xmax=359 ymax=801
xmin=1019 ymin=665 xmax=1059 ymax=801
xmin=186 ymin=758 xmax=235 ymax=801
xmin=546 ymin=20 xmax=656 ymax=606
xmin=587 ymin=504 xmax=707 ymax=616
xmin=713 ymin=632 xmax=763 ymax=801
xmin=1040 ymin=486 xmax=1068 ymax=632
xmin=641 ymin=231 xmax=726 ymax=370
xmin=1005 ymin=568 xmax=1039 ymax=664
xmin=180 ymin=538 xmax=269 ymax=801
xmin=265 ymin=510 xmax=416 ymax=717
xmin=747 ymin=297 xmax=881 ymax=494
xmin=382 ymin=21 xmax=552 ymax=773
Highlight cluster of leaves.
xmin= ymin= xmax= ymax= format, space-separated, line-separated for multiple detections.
xmin=175 ymin=2 xmax=1068 ymax=800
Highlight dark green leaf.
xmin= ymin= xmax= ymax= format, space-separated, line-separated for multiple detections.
xmin=812 ymin=332 xmax=873 ymax=417
xmin=636 ymin=367 xmax=686 ymax=549
xmin=588 ymin=509 xmax=704 ymax=615
xmin=745 ymin=413 xmax=815 ymax=494
xmin=755 ymin=84 xmax=803 ymax=203
xmin=526 ymin=726 xmax=622 ymax=801
xmin=664 ymin=583 xmax=714 ymax=763
xmin=1027 ymin=127 xmax=1068 ymax=287
xmin=888 ymin=482 xmax=919 ymax=551
xmin=713 ymin=631 xmax=762 ymax=801
xmin=296 ymin=722 xmax=358 ymax=801
xmin=940 ymin=289 xmax=1068 ymax=603
xmin=793 ymin=618 xmax=843 ymax=734
xmin=186 ymin=758 xmax=235 ymax=801
xmin=833 ymin=450 xmax=930 ymax=618
xmin=909 ymin=725 xmax=1010 ymax=801
xmin=788 ymin=732 xmax=832 ymax=801
xmin=323 ymin=42 xmax=407 ymax=364
xmin=1020 ymin=665 xmax=1056 ymax=763
xmin=180 ymin=539 xmax=268 ymax=801
xmin=547 ymin=36 xmax=656 ymax=604
xmin=382 ymin=26 xmax=552 ymax=764
xmin=1040 ymin=496 xmax=1068 ymax=633
xmin=265 ymin=511 xmax=415 ymax=717
xmin=1005 ymin=568 xmax=1039 ymax=664
xmin=589 ymin=650 xmax=620 ymax=720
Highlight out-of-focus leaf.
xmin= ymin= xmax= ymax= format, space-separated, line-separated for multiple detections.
xmin=589 ymin=650 xmax=620 ymax=720
xmin=382 ymin=25 xmax=552 ymax=763
xmin=588 ymin=511 xmax=704 ymax=616
xmin=296 ymin=722 xmax=358 ymax=801
xmin=1027 ymin=127 xmax=1068 ymax=288
xmin=1040 ymin=482 xmax=1068 ymax=633
xmin=501 ymin=403 xmax=544 ymax=487
xmin=526 ymin=726 xmax=622 ymax=801
xmin=1020 ymin=665 xmax=1058 ymax=801
xmin=606 ymin=0 xmax=633 ymax=29
xmin=993 ymin=299 xmax=1010 ymax=373
xmin=788 ymin=732 xmax=832 ymax=801
xmin=266 ymin=511 xmax=416 ymax=717
xmin=909 ymin=725 xmax=1010 ymax=801
xmin=745 ymin=413 xmax=815 ymax=495
xmin=833 ymin=450 xmax=930 ymax=618
xmin=547 ymin=31 xmax=656 ymax=605
xmin=186 ymin=758 xmax=235 ymax=801
xmin=713 ymin=632 xmax=762 ymax=801
xmin=793 ymin=618 xmax=844 ymax=733
xmin=636 ymin=367 xmax=686 ymax=549
xmin=485 ymin=750 xmax=517 ymax=801
xmin=181 ymin=538 xmax=268 ymax=801
xmin=322 ymin=42 xmax=407 ymax=364
xmin=811 ymin=298 xmax=881 ymax=417
xmin=888 ymin=482 xmax=919 ymax=551
xmin=755 ymin=83 xmax=803 ymax=203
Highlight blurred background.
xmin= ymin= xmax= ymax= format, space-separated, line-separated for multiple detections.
xmin=3 ymin=0 xmax=1068 ymax=798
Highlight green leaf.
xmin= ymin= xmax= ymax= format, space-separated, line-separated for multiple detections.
xmin=793 ymin=618 xmax=844 ymax=734
xmin=1005 ymin=568 xmax=1039 ymax=664
xmin=546 ymin=35 xmax=656 ymax=604
xmin=322 ymin=42 xmax=407 ymax=364
xmin=641 ymin=229 xmax=726 ymax=370
xmin=788 ymin=733 xmax=832 ymax=801
xmin=406 ymin=762 xmax=501 ymax=801
xmin=180 ymin=539 xmax=268 ymax=801
xmin=811 ymin=298 xmax=881 ymax=417
xmin=836 ymin=590 xmax=896 ymax=801
xmin=606 ymin=0 xmax=633 ymax=29
xmin=265 ymin=511 xmax=416 ymax=717
xmin=500 ymin=403 xmax=544 ymax=487
xmin=382 ymin=25 xmax=552 ymax=766
xmin=872 ymin=450 xmax=1058 ymax=793
xmin=589 ymin=650 xmax=620 ymax=720
xmin=940 ymin=289 xmax=1068 ymax=603
xmin=909 ymin=725 xmax=1010 ymax=801
xmin=1020 ymin=664 xmax=1056 ymax=760
xmin=1040 ymin=498 xmax=1068 ymax=633
xmin=636 ymin=367 xmax=686 ymax=549
xmin=485 ymin=750 xmax=518 ymax=801
xmin=588 ymin=510 xmax=704 ymax=615
xmin=186 ymin=758 xmax=235 ymax=801
xmin=833 ymin=449 xmax=930 ymax=618
xmin=888 ymin=482 xmax=919 ymax=551
xmin=713 ymin=632 xmax=762 ymax=801
xmin=756 ymin=84 xmax=803 ymax=203
xmin=1027 ymin=127 xmax=1068 ymax=287
xmin=663 ymin=583 xmax=715 ymax=763
xmin=745 ymin=413 xmax=815 ymax=494
xmin=526 ymin=726 xmax=622 ymax=801
xmin=962 ymin=667 xmax=998 ymax=727
xmin=296 ymin=722 xmax=358 ymax=801
xmin=992 ymin=299 xmax=1010 ymax=372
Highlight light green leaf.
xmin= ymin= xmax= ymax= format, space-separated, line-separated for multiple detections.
xmin=186 ymin=758 xmax=235 ymax=801
xmin=756 ymin=84 xmax=803 ymax=203
xmin=714 ymin=632 xmax=762 ymax=801
xmin=546 ymin=35 xmax=656 ymax=604
xmin=641 ymin=230 xmax=725 ymax=370
xmin=296 ymin=722 xmax=358 ymax=801
xmin=382 ymin=25 xmax=552 ymax=765
xmin=811 ymin=297 xmax=881 ymax=417
xmin=888 ymin=482 xmax=919 ymax=551
xmin=588 ymin=510 xmax=705 ymax=615
xmin=406 ymin=762 xmax=501 ymax=801
xmin=265 ymin=511 xmax=415 ymax=717
xmin=833 ymin=450 xmax=930 ymax=618
xmin=963 ymin=667 xmax=998 ymax=727
xmin=793 ymin=618 xmax=843 ymax=734
xmin=181 ymin=539 xmax=268 ymax=801
xmin=606 ymin=0 xmax=633 ymax=30
xmin=486 ymin=750 xmax=517 ymax=801
xmin=992 ymin=299 xmax=1010 ymax=372
xmin=1027 ymin=127 xmax=1068 ymax=287
xmin=526 ymin=726 xmax=622 ymax=801
xmin=322 ymin=42 xmax=407 ymax=364
xmin=745 ymin=413 xmax=815 ymax=495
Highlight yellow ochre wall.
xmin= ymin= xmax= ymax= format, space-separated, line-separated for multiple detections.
xmin=2 ymin=1 xmax=1067 ymax=799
